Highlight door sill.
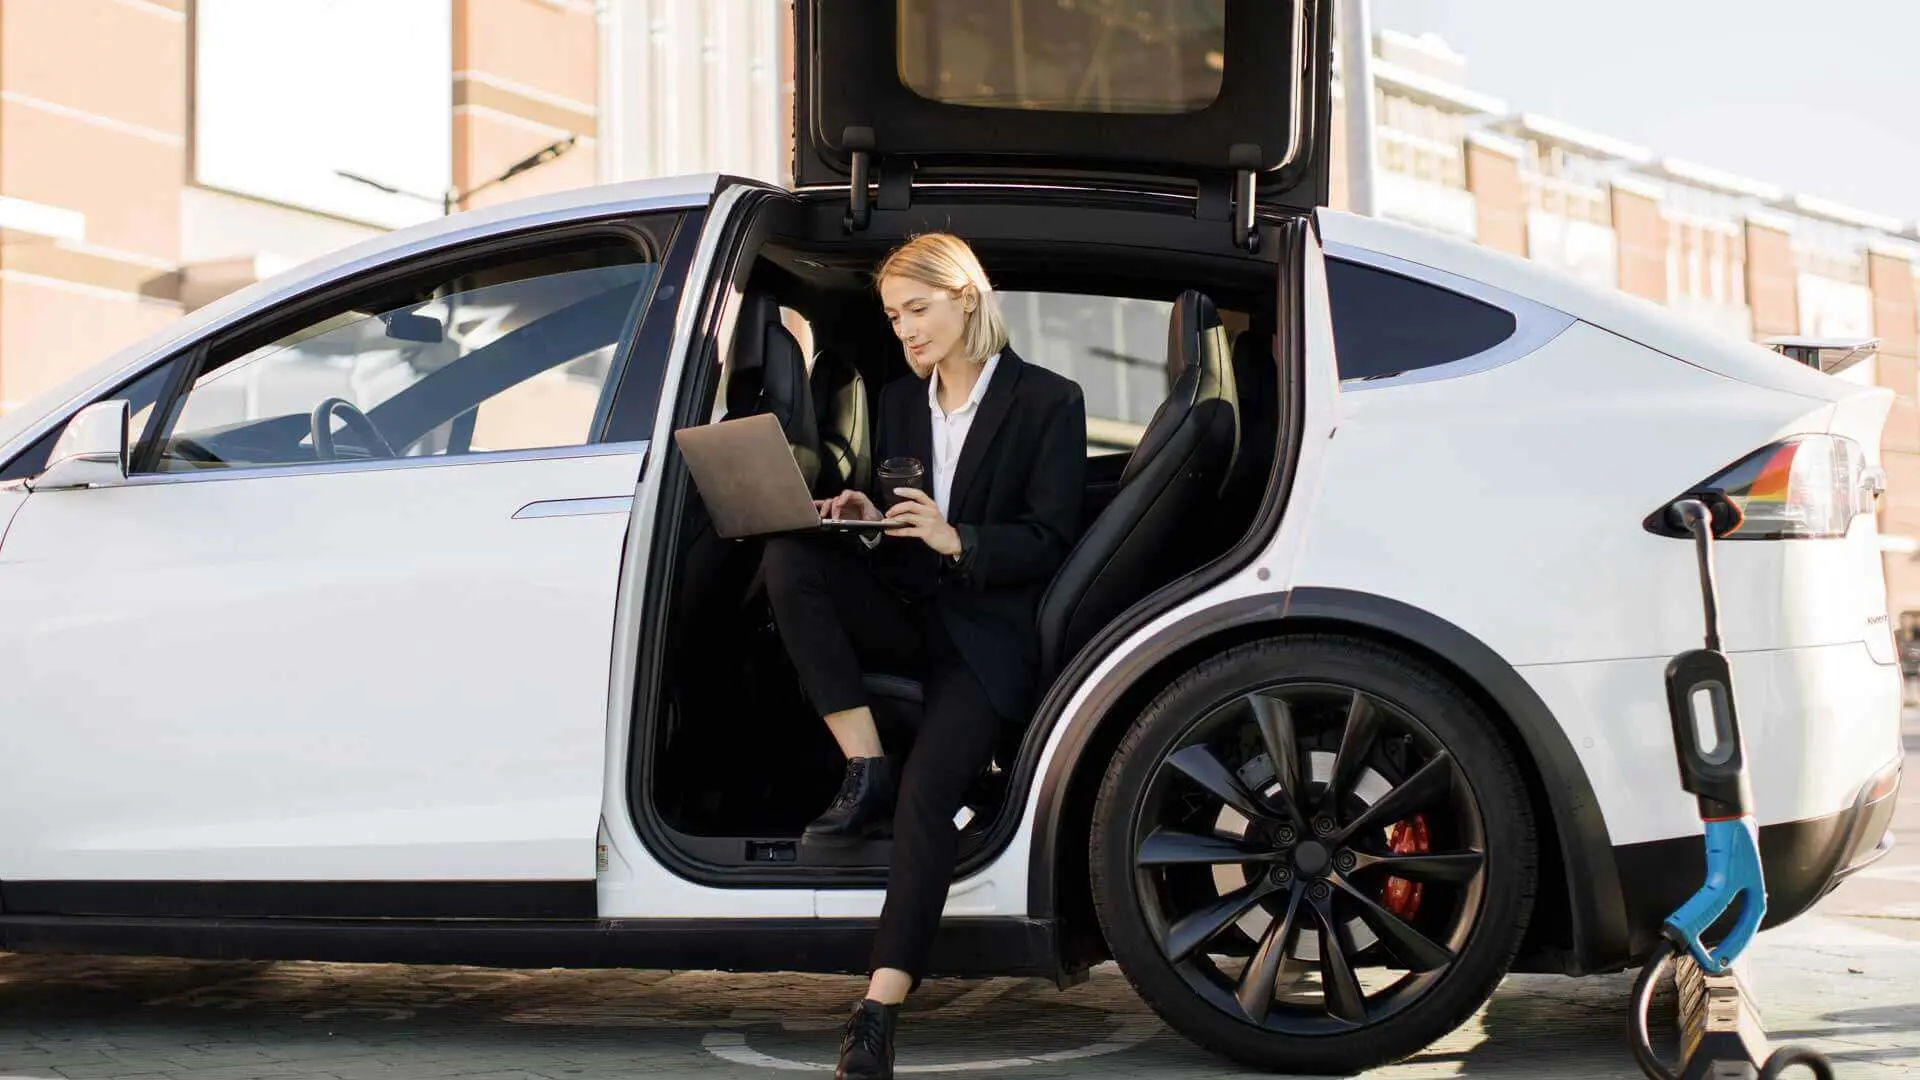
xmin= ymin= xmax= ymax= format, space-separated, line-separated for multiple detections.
xmin=0 ymin=913 xmax=1074 ymax=981
xmin=665 ymin=829 xmax=998 ymax=878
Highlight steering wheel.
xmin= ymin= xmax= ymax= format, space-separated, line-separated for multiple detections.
xmin=310 ymin=397 xmax=395 ymax=461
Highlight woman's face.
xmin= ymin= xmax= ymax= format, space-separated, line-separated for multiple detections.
xmin=880 ymin=274 xmax=971 ymax=378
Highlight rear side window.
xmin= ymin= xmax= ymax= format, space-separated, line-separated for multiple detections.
xmin=1326 ymin=259 xmax=1517 ymax=381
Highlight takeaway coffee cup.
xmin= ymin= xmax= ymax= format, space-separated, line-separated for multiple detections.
xmin=877 ymin=456 xmax=926 ymax=511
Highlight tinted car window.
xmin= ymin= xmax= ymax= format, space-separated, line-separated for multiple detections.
xmin=1326 ymin=259 xmax=1517 ymax=381
xmin=899 ymin=0 xmax=1225 ymax=115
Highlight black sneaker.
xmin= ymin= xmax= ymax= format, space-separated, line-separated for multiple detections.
xmin=836 ymin=998 xmax=897 ymax=1080
xmin=804 ymin=756 xmax=896 ymax=842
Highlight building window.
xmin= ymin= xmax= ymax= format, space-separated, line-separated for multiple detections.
xmin=1523 ymin=144 xmax=1611 ymax=226
xmin=1656 ymin=182 xmax=1753 ymax=323
xmin=1374 ymin=91 xmax=1467 ymax=189
xmin=1788 ymin=217 xmax=1870 ymax=286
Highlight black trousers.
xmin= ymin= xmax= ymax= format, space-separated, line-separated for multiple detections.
xmin=762 ymin=535 xmax=1002 ymax=980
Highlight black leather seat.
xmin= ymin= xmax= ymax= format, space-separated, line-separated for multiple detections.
xmin=664 ymin=295 xmax=828 ymax=758
xmin=1034 ymin=288 xmax=1239 ymax=678
xmin=724 ymin=294 xmax=824 ymax=493
xmin=857 ymin=290 xmax=1240 ymax=817
xmin=811 ymin=347 xmax=870 ymax=495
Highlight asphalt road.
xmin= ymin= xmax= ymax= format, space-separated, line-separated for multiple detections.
xmin=0 ymin=720 xmax=1912 ymax=1079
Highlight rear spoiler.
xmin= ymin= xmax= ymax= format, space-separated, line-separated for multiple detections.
xmin=1764 ymin=335 xmax=1879 ymax=376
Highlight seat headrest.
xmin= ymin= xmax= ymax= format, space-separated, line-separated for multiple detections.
xmin=1122 ymin=290 xmax=1231 ymax=487
xmin=722 ymin=293 xmax=822 ymax=487
xmin=759 ymin=324 xmax=812 ymax=434
xmin=724 ymin=293 xmax=779 ymax=417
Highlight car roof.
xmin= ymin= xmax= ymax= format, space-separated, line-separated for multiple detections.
xmin=0 ymin=173 xmax=742 ymax=454
xmin=1319 ymin=209 xmax=1857 ymax=404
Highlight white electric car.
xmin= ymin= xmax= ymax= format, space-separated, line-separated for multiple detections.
xmin=0 ymin=2 xmax=1901 ymax=1073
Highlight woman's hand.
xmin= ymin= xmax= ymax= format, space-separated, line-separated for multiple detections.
xmin=884 ymin=488 xmax=962 ymax=557
xmin=815 ymin=489 xmax=880 ymax=522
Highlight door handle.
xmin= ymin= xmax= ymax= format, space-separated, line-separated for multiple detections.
xmin=511 ymin=496 xmax=632 ymax=520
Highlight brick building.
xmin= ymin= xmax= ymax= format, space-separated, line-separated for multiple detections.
xmin=0 ymin=3 xmax=1916 ymax=621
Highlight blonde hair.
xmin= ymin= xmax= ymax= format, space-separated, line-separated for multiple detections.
xmin=875 ymin=232 xmax=1009 ymax=365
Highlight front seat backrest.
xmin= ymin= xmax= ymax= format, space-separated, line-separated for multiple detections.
xmin=724 ymin=294 xmax=822 ymax=492
xmin=1036 ymin=290 xmax=1238 ymax=678
xmin=811 ymin=347 xmax=870 ymax=495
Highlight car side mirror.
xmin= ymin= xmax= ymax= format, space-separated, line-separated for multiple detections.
xmin=26 ymin=399 xmax=130 ymax=491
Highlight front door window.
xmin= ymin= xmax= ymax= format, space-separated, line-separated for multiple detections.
xmin=148 ymin=240 xmax=659 ymax=473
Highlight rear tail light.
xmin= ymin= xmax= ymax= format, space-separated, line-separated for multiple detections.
xmin=1645 ymin=435 xmax=1882 ymax=540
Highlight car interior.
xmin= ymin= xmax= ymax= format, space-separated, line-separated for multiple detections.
xmin=646 ymin=217 xmax=1285 ymax=872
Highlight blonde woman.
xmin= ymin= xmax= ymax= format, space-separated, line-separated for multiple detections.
xmin=761 ymin=233 xmax=1086 ymax=1078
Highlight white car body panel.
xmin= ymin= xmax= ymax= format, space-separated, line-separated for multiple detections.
xmin=1299 ymin=211 xmax=1901 ymax=846
xmin=1295 ymin=320 xmax=1841 ymax=667
xmin=0 ymin=485 xmax=24 ymax=545
xmin=592 ymin=181 xmax=816 ymax=920
xmin=0 ymin=177 xmax=1894 ymax=932
xmin=1523 ymin=640 xmax=1902 ymax=845
xmin=0 ymin=174 xmax=722 ymax=890
xmin=0 ymin=443 xmax=643 ymax=882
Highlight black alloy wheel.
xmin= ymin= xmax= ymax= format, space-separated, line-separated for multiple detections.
xmin=1091 ymin=636 xmax=1537 ymax=1074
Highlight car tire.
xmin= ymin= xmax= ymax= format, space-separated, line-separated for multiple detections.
xmin=1089 ymin=634 xmax=1537 ymax=1074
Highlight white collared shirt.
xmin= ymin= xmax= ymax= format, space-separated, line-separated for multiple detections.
xmin=927 ymin=352 xmax=1000 ymax=517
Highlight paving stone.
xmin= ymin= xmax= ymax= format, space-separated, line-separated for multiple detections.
xmin=0 ymin=877 xmax=1909 ymax=1078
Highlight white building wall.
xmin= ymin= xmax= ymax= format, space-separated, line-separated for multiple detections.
xmin=1528 ymin=210 xmax=1620 ymax=292
xmin=602 ymin=0 xmax=788 ymax=186
xmin=1376 ymin=170 xmax=1477 ymax=239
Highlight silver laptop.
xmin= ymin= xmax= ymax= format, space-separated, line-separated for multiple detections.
xmin=674 ymin=412 xmax=902 ymax=539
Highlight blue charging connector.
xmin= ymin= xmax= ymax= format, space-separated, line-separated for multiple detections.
xmin=1663 ymin=815 xmax=1766 ymax=974
xmin=1630 ymin=497 xmax=1833 ymax=1080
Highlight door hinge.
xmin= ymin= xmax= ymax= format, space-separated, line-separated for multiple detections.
xmin=844 ymin=125 xmax=875 ymax=232
xmin=843 ymin=125 xmax=914 ymax=234
xmin=879 ymin=157 xmax=914 ymax=212
xmin=1230 ymin=142 xmax=1262 ymax=253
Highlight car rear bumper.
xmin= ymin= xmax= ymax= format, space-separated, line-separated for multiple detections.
xmin=1522 ymin=641 xmax=1903 ymax=847
xmin=1611 ymin=753 xmax=1902 ymax=963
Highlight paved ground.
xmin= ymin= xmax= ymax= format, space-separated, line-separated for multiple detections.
xmin=0 ymin=720 xmax=1913 ymax=1079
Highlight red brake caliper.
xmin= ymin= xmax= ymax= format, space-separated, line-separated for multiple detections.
xmin=1381 ymin=815 xmax=1430 ymax=920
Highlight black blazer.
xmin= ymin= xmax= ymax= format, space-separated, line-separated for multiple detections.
xmin=867 ymin=347 xmax=1087 ymax=721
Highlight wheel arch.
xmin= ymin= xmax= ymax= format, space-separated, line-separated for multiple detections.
xmin=1028 ymin=586 xmax=1632 ymax=977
